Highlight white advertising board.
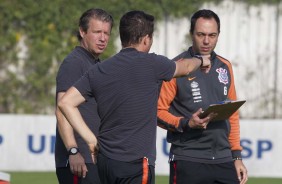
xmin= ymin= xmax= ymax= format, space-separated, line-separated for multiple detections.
xmin=0 ymin=115 xmax=281 ymax=177
xmin=0 ymin=115 xmax=56 ymax=171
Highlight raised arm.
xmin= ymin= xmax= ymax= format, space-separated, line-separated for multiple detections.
xmin=173 ymin=55 xmax=211 ymax=78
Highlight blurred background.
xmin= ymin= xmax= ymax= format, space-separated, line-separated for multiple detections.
xmin=0 ymin=0 xmax=282 ymax=183
xmin=1 ymin=0 xmax=281 ymax=118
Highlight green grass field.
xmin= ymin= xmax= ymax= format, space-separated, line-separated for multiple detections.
xmin=4 ymin=172 xmax=282 ymax=184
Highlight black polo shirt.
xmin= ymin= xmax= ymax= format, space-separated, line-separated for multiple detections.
xmin=55 ymin=46 xmax=101 ymax=167
xmin=75 ymin=48 xmax=175 ymax=165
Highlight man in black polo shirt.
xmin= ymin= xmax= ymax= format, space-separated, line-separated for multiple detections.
xmin=58 ymin=10 xmax=212 ymax=184
xmin=55 ymin=8 xmax=113 ymax=184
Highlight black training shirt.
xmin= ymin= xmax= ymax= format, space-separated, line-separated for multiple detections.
xmin=74 ymin=48 xmax=175 ymax=165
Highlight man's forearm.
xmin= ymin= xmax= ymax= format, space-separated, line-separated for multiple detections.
xmin=58 ymin=87 xmax=97 ymax=147
xmin=56 ymin=107 xmax=78 ymax=150
xmin=59 ymin=102 xmax=97 ymax=147
xmin=173 ymin=56 xmax=210 ymax=78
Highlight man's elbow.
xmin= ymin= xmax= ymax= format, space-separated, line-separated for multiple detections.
xmin=57 ymin=97 xmax=69 ymax=114
xmin=173 ymin=61 xmax=192 ymax=78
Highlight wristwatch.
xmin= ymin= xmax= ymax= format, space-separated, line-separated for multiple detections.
xmin=68 ymin=147 xmax=79 ymax=155
xmin=194 ymin=55 xmax=203 ymax=67
xmin=233 ymin=157 xmax=242 ymax=161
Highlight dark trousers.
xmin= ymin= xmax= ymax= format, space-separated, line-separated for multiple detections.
xmin=97 ymin=153 xmax=155 ymax=184
xmin=170 ymin=160 xmax=239 ymax=184
xmin=56 ymin=163 xmax=101 ymax=184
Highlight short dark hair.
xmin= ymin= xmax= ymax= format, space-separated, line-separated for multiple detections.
xmin=119 ymin=10 xmax=154 ymax=48
xmin=77 ymin=8 xmax=114 ymax=41
xmin=190 ymin=9 xmax=220 ymax=35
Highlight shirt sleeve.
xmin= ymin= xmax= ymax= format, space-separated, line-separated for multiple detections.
xmin=157 ymin=79 xmax=189 ymax=132
xmin=225 ymin=61 xmax=243 ymax=154
xmin=56 ymin=59 xmax=84 ymax=93
xmin=73 ymin=71 xmax=94 ymax=102
xmin=153 ymin=54 xmax=176 ymax=82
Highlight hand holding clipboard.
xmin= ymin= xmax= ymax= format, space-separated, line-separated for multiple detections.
xmin=199 ymin=100 xmax=246 ymax=121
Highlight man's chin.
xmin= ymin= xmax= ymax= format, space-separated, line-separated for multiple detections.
xmin=200 ymin=51 xmax=212 ymax=56
xmin=96 ymin=49 xmax=105 ymax=54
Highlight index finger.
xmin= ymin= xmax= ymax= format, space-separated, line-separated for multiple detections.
xmin=82 ymin=164 xmax=88 ymax=178
xmin=207 ymin=112 xmax=217 ymax=121
xmin=240 ymin=170 xmax=248 ymax=184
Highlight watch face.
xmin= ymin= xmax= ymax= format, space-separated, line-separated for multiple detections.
xmin=69 ymin=147 xmax=79 ymax=155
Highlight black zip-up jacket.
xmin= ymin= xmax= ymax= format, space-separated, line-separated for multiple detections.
xmin=157 ymin=47 xmax=242 ymax=164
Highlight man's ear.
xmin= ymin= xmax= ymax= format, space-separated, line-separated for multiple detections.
xmin=79 ymin=28 xmax=85 ymax=38
xmin=144 ymin=34 xmax=152 ymax=46
xmin=139 ymin=35 xmax=147 ymax=46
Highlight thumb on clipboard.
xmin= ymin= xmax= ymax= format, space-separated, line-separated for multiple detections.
xmin=188 ymin=108 xmax=217 ymax=129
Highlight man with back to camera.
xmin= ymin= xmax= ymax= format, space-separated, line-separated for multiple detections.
xmin=55 ymin=8 xmax=113 ymax=184
xmin=58 ymin=10 xmax=213 ymax=184
xmin=157 ymin=9 xmax=248 ymax=184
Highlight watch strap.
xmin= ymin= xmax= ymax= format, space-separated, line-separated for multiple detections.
xmin=194 ymin=55 xmax=203 ymax=67
xmin=68 ymin=147 xmax=79 ymax=155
